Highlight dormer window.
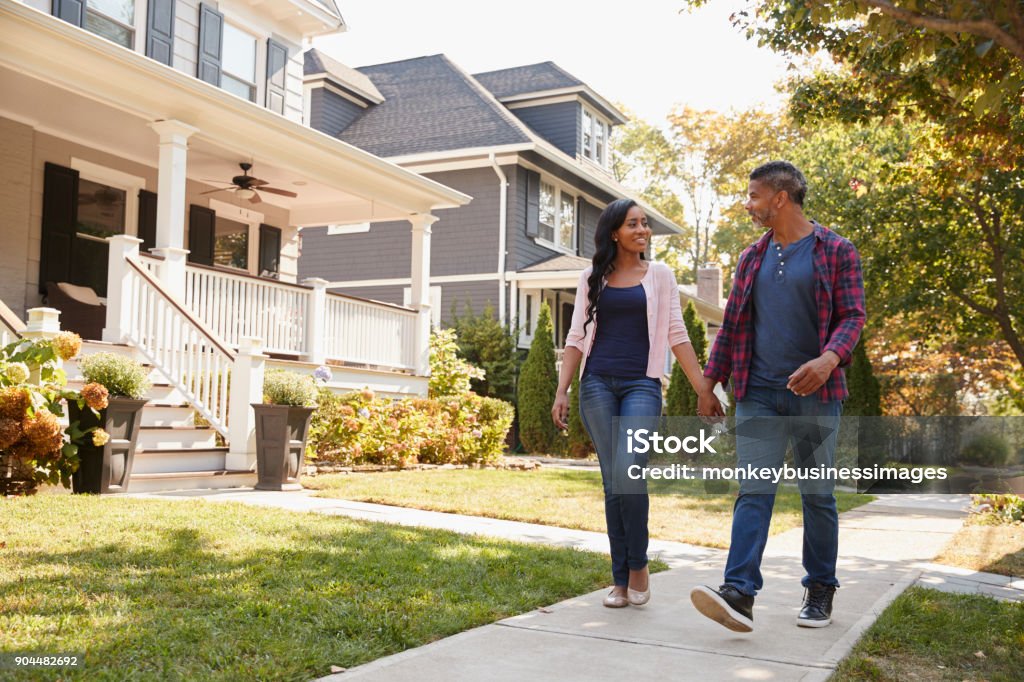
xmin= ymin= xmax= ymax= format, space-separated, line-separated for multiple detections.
xmin=222 ymin=23 xmax=258 ymax=102
xmin=581 ymin=105 xmax=610 ymax=167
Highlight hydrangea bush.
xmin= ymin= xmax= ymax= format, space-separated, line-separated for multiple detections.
xmin=0 ymin=333 xmax=105 ymax=495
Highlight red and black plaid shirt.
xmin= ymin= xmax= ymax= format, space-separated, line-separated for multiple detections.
xmin=705 ymin=223 xmax=866 ymax=403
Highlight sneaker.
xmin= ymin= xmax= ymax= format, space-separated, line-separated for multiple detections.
xmin=690 ymin=584 xmax=754 ymax=633
xmin=797 ymin=583 xmax=836 ymax=627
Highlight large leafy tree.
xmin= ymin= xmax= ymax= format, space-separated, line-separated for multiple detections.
xmin=683 ymin=0 xmax=1024 ymax=370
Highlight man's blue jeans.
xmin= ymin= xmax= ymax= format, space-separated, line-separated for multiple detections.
xmin=724 ymin=386 xmax=843 ymax=596
xmin=578 ymin=373 xmax=662 ymax=587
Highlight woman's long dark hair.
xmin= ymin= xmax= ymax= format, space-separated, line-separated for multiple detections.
xmin=584 ymin=198 xmax=642 ymax=335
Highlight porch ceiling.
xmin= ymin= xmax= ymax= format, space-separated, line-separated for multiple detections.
xmin=0 ymin=1 xmax=470 ymax=225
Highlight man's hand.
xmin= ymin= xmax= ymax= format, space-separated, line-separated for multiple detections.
xmin=787 ymin=351 xmax=840 ymax=397
xmin=551 ymin=391 xmax=570 ymax=430
xmin=697 ymin=389 xmax=725 ymax=422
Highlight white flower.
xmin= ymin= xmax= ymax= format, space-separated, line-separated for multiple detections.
xmin=5 ymin=362 xmax=30 ymax=384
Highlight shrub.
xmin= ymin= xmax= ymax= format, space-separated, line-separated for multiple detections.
xmin=666 ymin=300 xmax=708 ymax=417
xmin=78 ymin=352 xmax=151 ymax=399
xmin=971 ymin=494 xmax=1024 ymax=524
xmin=517 ymin=302 xmax=559 ymax=454
xmin=429 ymin=328 xmax=485 ymax=398
xmin=959 ymin=432 xmax=1011 ymax=467
xmin=449 ymin=303 xmax=519 ymax=403
xmin=845 ymin=339 xmax=882 ymax=416
xmin=566 ymin=373 xmax=593 ymax=458
xmin=262 ymin=369 xmax=317 ymax=407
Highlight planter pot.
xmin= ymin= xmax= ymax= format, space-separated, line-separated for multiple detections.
xmin=252 ymin=404 xmax=315 ymax=491
xmin=69 ymin=397 xmax=147 ymax=494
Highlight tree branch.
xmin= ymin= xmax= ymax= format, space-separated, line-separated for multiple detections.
xmin=852 ymin=0 xmax=1024 ymax=63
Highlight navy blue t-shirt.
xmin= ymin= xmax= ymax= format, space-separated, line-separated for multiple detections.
xmin=748 ymin=233 xmax=820 ymax=388
xmin=585 ymin=284 xmax=650 ymax=379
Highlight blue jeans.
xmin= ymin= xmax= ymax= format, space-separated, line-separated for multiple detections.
xmin=724 ymin=386 xmax=843 ymax=596
xmin=578 ymin=373 xmax=662 ymax=586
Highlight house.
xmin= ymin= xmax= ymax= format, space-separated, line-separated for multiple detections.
xmin=0 ymin=0 xmax=472 ymax=490
xmin=298 ymin=52 xmax=725 ymax=361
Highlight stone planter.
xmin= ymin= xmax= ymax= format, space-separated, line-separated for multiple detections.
xmin=252 ymin=404 xmax=315 ymax=491
xmin=69 ymin=397 xmax=147 ymax=494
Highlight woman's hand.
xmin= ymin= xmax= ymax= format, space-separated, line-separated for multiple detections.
xmin=696 ymin=388 xmax=725 ymax=422
xmin=551 ymin=391 xmax=570 ymax=430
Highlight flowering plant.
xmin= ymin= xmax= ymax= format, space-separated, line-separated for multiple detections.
xmin=0 ymin=332 xmax=100 ymax=495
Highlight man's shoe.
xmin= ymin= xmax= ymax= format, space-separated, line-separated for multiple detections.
xmin=690 ymin=584 xmax=754 ymax=633
xmin=797 ymin=583 xmax=836 ymax=627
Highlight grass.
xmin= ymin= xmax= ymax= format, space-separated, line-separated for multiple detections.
xmin=831 ymin=587 xmax=1024 ymax=681
xmin=933 ymin=518 xmax=1024 ymax=578
xmin=305 ymin=468 xmax=873 ymax=548
xmin=0 ymin=495 xmax=630 ymax=681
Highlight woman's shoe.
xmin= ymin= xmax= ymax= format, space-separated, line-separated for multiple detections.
xmin=627 ymin=586 xmax=651 ymax=606
xmin=603 ymin=590 xmax=629 ymax=608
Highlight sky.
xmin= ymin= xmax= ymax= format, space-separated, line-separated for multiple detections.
xmin=312 ymin=0 xmax=793 ymax=126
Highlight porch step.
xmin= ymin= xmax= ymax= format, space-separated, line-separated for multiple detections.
xmin=132 ymin=446 xmax=229 ymax=475
xmin=125 ymin=470 xmax=257 ymax=494
xmin=140 ymin=403 xmax=195 ymax=428
xmin=138 ymin=426 xmax=218 ymax=449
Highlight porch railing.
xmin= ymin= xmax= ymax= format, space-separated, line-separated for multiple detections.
xmin=184 ymin=264 xmax=310 ymax=357
xmin=323 ymin=294 xmax=418 ymax=370
xmin=0 ymin=299 xmax=25 ymax=347
xmin=122 ymin=258 xmax=234 ymax=439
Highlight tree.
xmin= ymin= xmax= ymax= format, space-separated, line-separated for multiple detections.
xmin=516 ymin=302 xmax=559 ymax=453
xmin=682 ymin=0 xmax=1024 ymax=370
xmin=665 ymin=301 xmax=709 ymax=416
xmin=845 ymin=340 xmax=882 ymax=416
xmin=566 ymin=373 xmax=594 ymax=458
xmin=449 ymin=302 xmax=519 ymax=404
xmin=428 ymin=328 xmax=484 ymax=399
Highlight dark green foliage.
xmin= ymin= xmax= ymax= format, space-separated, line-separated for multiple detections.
xmin=449 ymin=302 xmax=519 ymax=403
xmin=566 ymin=373 xmax=593 ymax=458
xmin=665 ymin=301 xmax=708 ymax=416
xmin=517 ymin=302 xmax=559 ymax=453
xmin=845 ymin=340 xmax=882 ymax=417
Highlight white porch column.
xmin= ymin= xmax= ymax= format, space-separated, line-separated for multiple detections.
xmin=102 ymin=235 xmax=142 ymax=343
xmin=226 ymin=336 xmax=266 ymax=471
xmin=23 ymin=308 xmax=61 ymax=341
xmin=409 ymin=213 xmax=437 ymax=376
xmin=302 ymin=277 xmax=329 ymax=365
xmin=507 ymin=274 xmax=518 ymax=335
xmin=148 ymin=119 xmax=198 ymax=300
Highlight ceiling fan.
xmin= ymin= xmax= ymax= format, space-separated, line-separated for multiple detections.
xmin=200 ymin=162 xmax=298 ymax=204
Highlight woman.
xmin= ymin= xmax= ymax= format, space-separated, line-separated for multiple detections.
xmin=552 ymin=198 xmax=722 ymax=608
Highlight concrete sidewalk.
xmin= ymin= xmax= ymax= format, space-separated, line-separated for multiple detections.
xmin=130 ymin=488 xmax=979 ymax=680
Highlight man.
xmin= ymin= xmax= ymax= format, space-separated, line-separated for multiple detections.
xmin=690 ymin=161 xmax=865 ymax=632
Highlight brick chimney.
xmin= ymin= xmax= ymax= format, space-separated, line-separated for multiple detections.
xmin=697 ymin=264 xmax=723 ymax=308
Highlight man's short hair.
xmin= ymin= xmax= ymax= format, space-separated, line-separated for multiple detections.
xmin=750 ymin=161 xmax=808 ymax=206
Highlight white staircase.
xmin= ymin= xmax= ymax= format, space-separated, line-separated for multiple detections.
xmin=65 ymin=341 xmax=256 ymax=493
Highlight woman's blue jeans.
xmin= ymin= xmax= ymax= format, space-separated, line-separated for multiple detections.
xmin=724 ymin=386 xmax=843 ymax=596
xmin=578 ymin=373 xmax=662 ymax=587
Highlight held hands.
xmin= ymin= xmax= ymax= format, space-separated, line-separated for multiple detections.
xmin=551 ymin=391 xmax=570 ymax=430
xmin=696 ymin=377 xmax=725 ymax=421
xmin=787 ymin=351 xmax=840 ymax=397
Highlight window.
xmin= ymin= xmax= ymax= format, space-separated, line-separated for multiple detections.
xmin=76 ymin=179 xmax=127 ymax=241
xmin=536 ymin=177 xmax=577 ymax=253
xmin=222 ymin=23 xmax=257 ymax=102
xmin=85 ymin=0 xmax=135 ymax=49
xmin=214 ymin=216 xmax=249 ymax=269
xmin=581 ymin=105 xmax=610 ymax=167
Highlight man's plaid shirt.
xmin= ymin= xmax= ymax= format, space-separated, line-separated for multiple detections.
xmin=704 ymin=222 xmax=866 ymax=403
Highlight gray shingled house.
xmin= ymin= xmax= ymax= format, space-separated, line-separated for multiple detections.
xmin=299 ymin=50 xmax=724 ymax=357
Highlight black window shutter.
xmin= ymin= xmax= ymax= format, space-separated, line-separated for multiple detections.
xmin=146 ymin=0 xmax=176 ymax=67
xmin=258 ymin=224 xmax=282 ymax=278
xmin=196 ymin=3 xmax=223 ymax=86
xmin=525 ymin=170 xmax=540 ymax=238
xmin=40 ymin=163 xmax=80 ymax=294
xmin=52 ymin=0 xmax=85 ymax=27
xmin=137 ymin=189 xmax=158 ymax=253
xmin=265 ymin=39 xmax=288 ymax=115
xmin=188 ymin=204 xmax=216 ymax=265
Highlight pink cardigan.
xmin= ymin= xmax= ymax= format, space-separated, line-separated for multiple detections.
xmin=564 ymin=261 xmax=690 ymax=381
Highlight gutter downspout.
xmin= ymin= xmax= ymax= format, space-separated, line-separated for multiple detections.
xmin=490 ymin=153 xmax=509 ymax=325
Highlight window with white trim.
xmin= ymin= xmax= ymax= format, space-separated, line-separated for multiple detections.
xmin=537 ymin=178 xmax=576 ymax=253
xmin=85 ymin=0 xmax=136 ymax=49
xmin=222 ymin=23 xmax=258 ymax=103
xmin=581 ymin=105 xmax=610 ymax=167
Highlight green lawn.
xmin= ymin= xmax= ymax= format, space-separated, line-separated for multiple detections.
xmin=0 ymin=495 xmax=625 ymax=681
xmin=832 ymin=587 xmax=1024 ymax=681
xmin=305 ymin=468 xmax=873 ymax=548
